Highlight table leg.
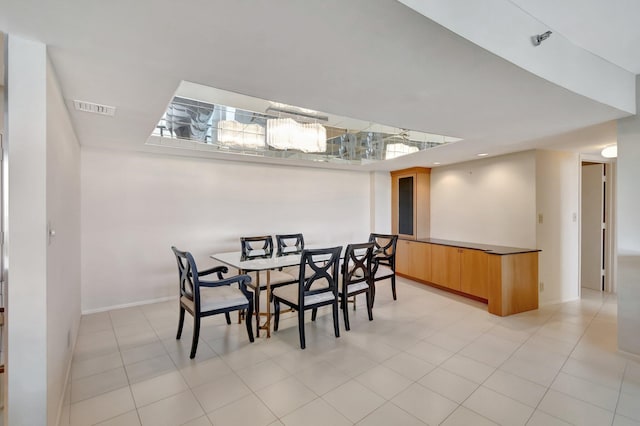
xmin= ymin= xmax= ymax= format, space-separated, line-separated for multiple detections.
xmin=265 ymin=270 xmax=271 ymax=338
xmin=254 ymin=271 xmax=261 ymax=338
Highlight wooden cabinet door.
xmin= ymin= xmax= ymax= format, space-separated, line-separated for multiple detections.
xmin=395 ymin=239 xmax=411 ymax=275
xmin=409 ymin=241 xmax=431 ymax=282
xmin=430 ymin=245 xmax=461 ymax=290
xmin=460 ymin=249 xmax=488 ymax=299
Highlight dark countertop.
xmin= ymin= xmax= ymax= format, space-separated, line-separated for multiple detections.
xmin=407 ymin=238 xmax=541 ymax=255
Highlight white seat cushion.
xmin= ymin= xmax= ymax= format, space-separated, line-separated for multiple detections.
xmin=341 ymin=279 xmax=369 ymax=295
xmin=248 ymin=270 xmax=296 ymax=287
xmin=281 ymin=264 xmax=314 ymax=280
xmin=272 ymin=281 xmax=335 ymax=306
xmin=374 ymin=265 xmax=394 ymax=279
xmin=181 ymin=285 xmax=248 ymax=313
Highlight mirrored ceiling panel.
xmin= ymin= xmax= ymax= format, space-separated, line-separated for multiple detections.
xmin=148 ymin=82 xmax=461 ymax=165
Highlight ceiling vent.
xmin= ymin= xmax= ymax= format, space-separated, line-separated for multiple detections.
xmin=73 ymin=100 xmax=116 ymax=116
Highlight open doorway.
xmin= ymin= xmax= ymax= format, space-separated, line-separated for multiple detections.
xmin=581 ymin=161 xmax=614 ymax=293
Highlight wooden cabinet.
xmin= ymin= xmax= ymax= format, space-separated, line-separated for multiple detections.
xmin=396 ymin=239 xmax=538 ymax=316
xmin=396 ymin=239 xmax=431 ymax=282
xmin=460 ymin=249 xmax=488 ymax=299
xmin=430 ymin=245 xmax=461 ymax=290
xmin=391 ymin=168 xmax=430 ymax=240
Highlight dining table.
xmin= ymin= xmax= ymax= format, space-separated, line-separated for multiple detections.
xmin=210 ymin=249 xmax=310 ymax=338
xmin=211 ymin=244 xmax=381 ymax=338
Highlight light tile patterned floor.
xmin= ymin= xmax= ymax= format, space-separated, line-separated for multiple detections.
xmin=61 ymin=278 xmax=640 ymax=426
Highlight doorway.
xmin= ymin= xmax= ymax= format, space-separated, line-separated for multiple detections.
xmin=580 ymin=162 xmax=608 ymax=292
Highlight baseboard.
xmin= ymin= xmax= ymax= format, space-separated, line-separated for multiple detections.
xmin=618 ymin=349 xmax=640 ymax=362
xmin=55 ymin=322 xmax=78 ymax=426
xmin=539 ymin=295 xmax=579 ymax=307
xmin=82 ymin=295 xmax=177 ymax=315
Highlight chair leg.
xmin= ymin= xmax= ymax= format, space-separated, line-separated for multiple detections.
xmin=353 ymin=295 xmax=357 ymax=311
xmin=332 ymin=301 xmax=340 ymax=338
xmin=176 ymin=307 xmax=185 ymax=339
xmin=311 ymin=308 xmax=318 ymax=321
xmin=391 ymin=275 xmax=397 ymax=300
xmin=342 ymin=296 xmax=350 ymax=331
xmin=225 ymin=312 xmax=231 ymax=325
xmin=237 ymin=310 xmax=243 ymax=324
xmin=190 ymin=315 xmax=201 ymax=359
xmin=245 ymin=302 xmax=255 ymax=342
xmin=274 ymin=298 xmax=280 ymax=331
xmin=298 ymin=308 xmax=306 ymax=350
xmin=366 ymin=290 xmax=374 ymax=321
xmin=255 ymin=287 xmax=261 ymax=338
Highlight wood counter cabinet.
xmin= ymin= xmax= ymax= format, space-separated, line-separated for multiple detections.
xmin=396 ymin=238 xmax=538 ymax=316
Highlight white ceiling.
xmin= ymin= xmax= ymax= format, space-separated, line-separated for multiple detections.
xmin=509 ymin=0 xmax=640 ymax=74
xmin=0 ymin=0 xmax=635 ymax=171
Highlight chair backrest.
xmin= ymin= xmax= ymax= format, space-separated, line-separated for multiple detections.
xmin=368 ymin=233 xmax=399 ymax=269
xmin=240 ymin=235 xmax=274 ymax=260
xmin=276 ymin=233 xmax=305 ymax=256
xmin=298 ymin=247 xmax=342 ymax=302
xmin=343 ymin=242 xmax=375 ymax=286
xmin=171 ymin=246 xmax=200 ymax=305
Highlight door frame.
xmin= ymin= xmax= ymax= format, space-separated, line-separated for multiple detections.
xmin=578 ymin=154 xmax=616 ymax=294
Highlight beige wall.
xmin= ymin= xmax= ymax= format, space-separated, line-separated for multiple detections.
xmin=46 ymin=57 xmax=82 ymax=426
xmin=430 ymin=150 xmax=537 ymax=248
xmin=536 ymin=150 xmax=580 ymax=305
xmin=617 ymin=74 xmax=640 ymax=356
xmin=80 ymin=148 xmax=372 ymax=312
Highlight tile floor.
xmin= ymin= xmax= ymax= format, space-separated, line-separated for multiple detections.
xmin=60 ymin=278 xmax=640 ymax=426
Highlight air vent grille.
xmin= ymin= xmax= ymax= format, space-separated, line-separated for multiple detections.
xmin=73 ymin=100 xmax=116 ymax=116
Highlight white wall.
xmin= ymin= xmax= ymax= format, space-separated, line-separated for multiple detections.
xmin=6 ymin=35 xmax=48 ymax=426
xmin=536 ymin=150 xmax=580 ymax=305
xmin=617 ymin=75 xmax=640 ymax=355
xmin=430 ymin=151 xmax=537 ymax=247
xmin=370 ymin=171 xmax=391 ymax=234
xmin=46 ymin=58 xmax=81 ymax=425
xmin=81 ymin=148 xmax=372 ymax=312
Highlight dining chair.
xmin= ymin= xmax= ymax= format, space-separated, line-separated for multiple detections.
xmin=276 ymin=233 xmax=305 ymax=256
xmin=339 ymin=242 xmax=375 ymax=330
xmin=240 ymin=236 xmax=297 ymax=332
xmin=275 ymin=233 xmax=314 ymax=279
xmin=240 ymin=235 xmax=297 ymax=288
xmin=272 ymin=246 xmax=342 ymax=349
xmin=369 ymin=233 xmax=399 ymax=303
xmin=171 ymin=246 xmax=254 ymax=358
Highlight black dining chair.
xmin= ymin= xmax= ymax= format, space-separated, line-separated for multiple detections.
xmin=272 ymin=246 xmax=342 ymax=349
xmin=339 ymin=242 xmax=375 ymax=330
xmin=171 ymin=246 xmax=254 ymax=358
xmin=240 ymin=236 xmax=297 ymax=334
xmin=369 ymin=233 xmax=399 ymax=303
xmin=276 ymin=233 xmax=305 ymax=256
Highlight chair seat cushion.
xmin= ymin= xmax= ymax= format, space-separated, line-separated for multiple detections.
xmin=281 ymin=264 xmax=315 ymax=280
xmin=248 ymin=270 xmax=296 ymax=287
xmin=341 ymin=280 xmax=369 ymax=295
xmin=181 ymin=285 xmax=248 ymax=313
xmin=272 ymin=282 xmax=335 ymax=306
xmin=373 ymin=265 xmax=394 ymax=279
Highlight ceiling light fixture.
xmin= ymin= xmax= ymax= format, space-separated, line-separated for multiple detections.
xmin=433 ymin=162 xmax=441 ymax=165
xmin=532 ymin=30 xmax=552 ymax=46
xmin=477 ymin=153 xmax=489 ymax=157
xmin=601 ymin=145 xmax=618 ymax=158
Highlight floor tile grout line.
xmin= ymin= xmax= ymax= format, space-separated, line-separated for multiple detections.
xmin=524 ymin=291 xmax=617 ymax=425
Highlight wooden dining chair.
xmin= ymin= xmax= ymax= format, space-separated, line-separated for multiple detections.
xmin=171 ymin=246 xmax=254 ymax=358
xmin=339 ymin=242 xmax=375 ymax=330
xmin=272 ymin=246 xmax=342 ymax=349
xmin=369 ymin=233 xmax=399 ymax=303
